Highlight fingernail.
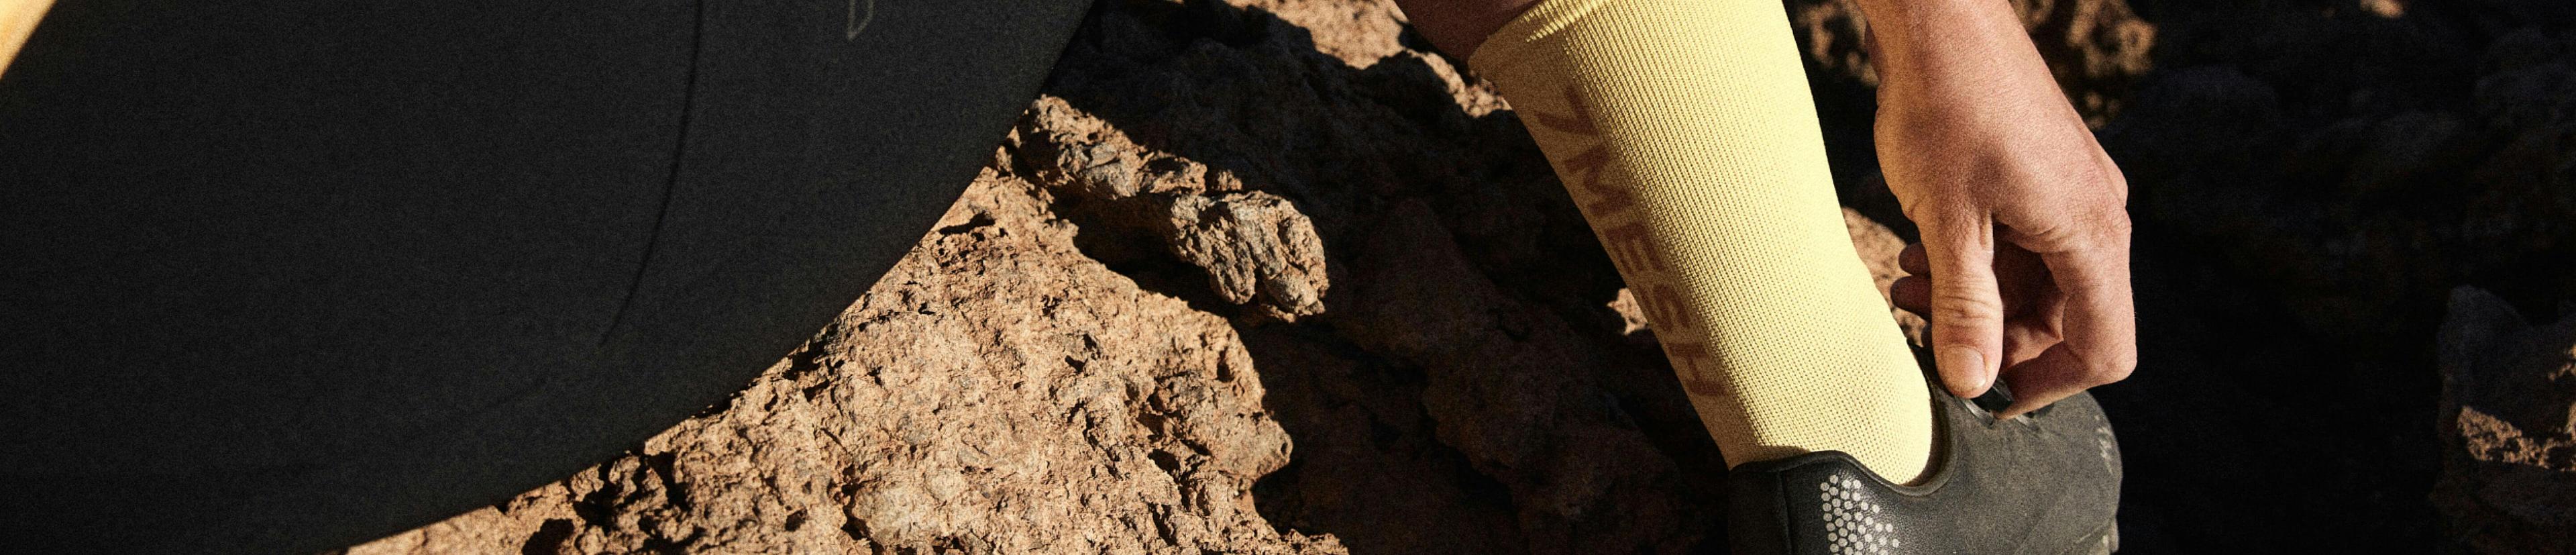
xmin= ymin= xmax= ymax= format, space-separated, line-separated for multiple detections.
xmin=1939 ymin=346 xmax=1988 ymax=394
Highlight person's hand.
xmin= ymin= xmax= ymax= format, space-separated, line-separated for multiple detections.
xmin=1866 ymin=1 xmax=2137 ymax=418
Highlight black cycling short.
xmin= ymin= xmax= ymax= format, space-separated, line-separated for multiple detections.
xmin=0 ymin=1 xmax=1091 ymax=552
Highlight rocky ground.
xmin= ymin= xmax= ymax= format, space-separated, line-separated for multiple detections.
xmin=2438 ymin=287 xmax=2576 ymax=554
xmin=343 ymin=0 xmax=2576 ymax=552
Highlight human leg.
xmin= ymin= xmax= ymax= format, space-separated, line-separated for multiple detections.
xmin=1459 ymin=0 xmax=1935 ymax=483
xmin=1441 ymin=2 xmax=2124 ymax=552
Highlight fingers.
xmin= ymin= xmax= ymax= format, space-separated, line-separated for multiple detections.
xmin=1991 ymin=244 xmax=2063 ymax=367
xmin=1995 ymin=343 xmax=2094 ymax=417
xmin=1999 ymin=301 xmax=2063 ymax=368
xmin=1998 ymin=218 xmax=2136 ymax=418
xmin=1896 ymin=241 xmax=2064 ymax=370
xmin=1891 ymin=275 xmax=1929 ymax=315
xmin=1892 ymin=243 xmax=1930 ymax=314
xmin=1919 ymin=215 xmax=2006 ymax=399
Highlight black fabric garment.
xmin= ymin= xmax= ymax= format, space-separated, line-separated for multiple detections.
xmin=0 ymin=1 xmax=1091 ymax=552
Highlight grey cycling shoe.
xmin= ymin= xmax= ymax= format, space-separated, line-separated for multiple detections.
xmin=1724 ymin=383 xmax=2123 ymax=554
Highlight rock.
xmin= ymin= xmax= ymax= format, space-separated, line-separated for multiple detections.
xmin=1015 ymin=97 xmax=1331 ymax=322
xmin=1161 ymin=191 xmax=1331 ymax=321
xmin=1325 ymin=200 xmax=1707 ymax=552
xmin=347 ymin=170 xmax=1343 ymax=554
xmin=2436 ymin=287 xmax=2576 ymax=554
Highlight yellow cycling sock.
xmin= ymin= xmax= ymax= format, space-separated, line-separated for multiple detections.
xmin=1468 ymin=0 xmax=1932 ymax=482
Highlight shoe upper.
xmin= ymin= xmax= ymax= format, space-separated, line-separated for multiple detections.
xmin=1725 ymin=385 xmax=2123 ymax=555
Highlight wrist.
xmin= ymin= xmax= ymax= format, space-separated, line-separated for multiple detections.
xmin=1856 ymin=0 xmax=2044 ymax=92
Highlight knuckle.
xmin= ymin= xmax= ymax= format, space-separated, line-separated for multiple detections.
xmin=1929 ymin=291 xmax=2004 ymax=327
xmin=2092 ymin=209 xmax=2133 ymax=242
xmin=2023 ymin=205 xmax=2131 ymax=254
xmin=2092 ymin=206 xmax=2133 ymax=236
xmin=2093 ymin=158 xmax=2132 ymax=200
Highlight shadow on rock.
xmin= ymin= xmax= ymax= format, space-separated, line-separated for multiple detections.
xmin=1020 ymin=1 xmax=1733 ymax=552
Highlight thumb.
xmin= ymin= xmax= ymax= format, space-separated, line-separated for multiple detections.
xmin=1921 ymin=214 xmax=2006 ymax=398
